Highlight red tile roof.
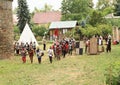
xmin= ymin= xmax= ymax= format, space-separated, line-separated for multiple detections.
xmin=32 ymin=11 xmax=62 ymax=24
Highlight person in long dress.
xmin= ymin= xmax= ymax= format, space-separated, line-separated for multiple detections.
xmin=21 ymin=48 xmax=27 ymax=63
xmin=28 ymin=47 xmax=34 ymax=63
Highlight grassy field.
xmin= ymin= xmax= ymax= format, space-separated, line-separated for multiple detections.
xmin=0 ymin=44 xmax=120 ymax=85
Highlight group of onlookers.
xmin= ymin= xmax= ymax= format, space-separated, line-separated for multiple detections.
xmin=14 ymin=41 xmax=37 ymax=63
xmin=14 ymin=35 xmax=115 ymax=64
xmin=52 ymin=38 xmax=76 ymax=60
xmin=85 ymin=35 xmax=112 ymax=53
xmin=14 ymin=38 xmax=76 ymax=64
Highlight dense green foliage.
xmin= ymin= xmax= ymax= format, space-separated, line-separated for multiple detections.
xmin=64 ymin=23 xmax=112 ymax=40
xmin=61 ymin=0 xmax=116 ymax=38
xmin=105 ymin=62 xmax=120 ymax=85
xmin=89 ymin=11 xmax=106 ymax=27
xmin=17 ymin=0 xmax=31 ymax=33
xmin=14 ymin=25 xmax=20 ymax=40
xmin=80 ymin=24 xmax=112 ymax=38
xmin=114 ymin=0 xmax=120 ymax=16
xmin=61 ymin=0 xmax=93 ymax=21
xmin=32 ymin=25 xmax=47 ymax=37
xmin=32 ymin=25 xmax=47 ymax=40
xmin=96 ymin=0 xmax=114 ymax=10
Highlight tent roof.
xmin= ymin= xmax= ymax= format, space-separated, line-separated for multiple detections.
xmin=18 ymin=23 xmax=38 ymax=46
xmin=49 ymin=21 xmax=77 ymax=29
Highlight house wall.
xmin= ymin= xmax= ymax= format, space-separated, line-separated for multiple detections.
xmin=49 ymin=28 xmax=72 ymax=40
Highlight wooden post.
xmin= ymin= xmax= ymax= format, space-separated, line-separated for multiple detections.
xmin=113 ymin=26 xmax=120 ymax=42
xmin=89 ymin=37 xmax=98 ymax=55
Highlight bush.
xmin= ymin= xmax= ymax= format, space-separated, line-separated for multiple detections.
xmin=73 ymin=34 xmax=80 ymax=40
xmin=80 ymin=24 xmax=112 ymax=38
xmin=32 ymin=25 xmax=47 ymax=37
xmin=36 ymin=36 xmax=42 ymax=41
xmin=105 ymin=62 xmax=120 ymax=85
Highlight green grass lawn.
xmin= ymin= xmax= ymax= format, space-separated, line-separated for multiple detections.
xmin=0 ymin=44 xmax=120 ymax=85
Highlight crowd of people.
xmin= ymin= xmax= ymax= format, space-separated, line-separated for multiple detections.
xmin=51 ymin=38 xmax=76 ymax=61
xmin=84 ymin=35 xmax=112 ymax=53
xmin=14 ymin=38 xmax=76 ymax=64
xmin=14 ymin=41 xmax=37 ymax=63
xmin=14 ymin=35 xmax=113 ymax=64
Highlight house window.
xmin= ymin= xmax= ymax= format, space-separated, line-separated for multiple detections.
xmin=63 ymin=29 xmax=67 ymax=34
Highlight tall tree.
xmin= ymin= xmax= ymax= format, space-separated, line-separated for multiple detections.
xmin=114 ymin=0 xmax=120 ymax=16
xmin=97 ymin=0 xmax=112 ymax=10
xmin=89 ymin=11 xmax=105 ymax=27
xmin=33 ymin=4 xmax=53 ymax=13
xmin=34 ymin=7 xmax=41 ymax=13
xmin=17 ymin=0 xmax=31 ymax=33
xmin=61 ymin=0 xmax=93 ymax=21
xmin=42 ymin=3 xmax=53 ymax=12
xmin=96 ymin=0 xmax=114 ymax=15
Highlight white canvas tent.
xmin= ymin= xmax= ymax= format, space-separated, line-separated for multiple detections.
xmin=18 ymin=23 xmax=39 ymax=46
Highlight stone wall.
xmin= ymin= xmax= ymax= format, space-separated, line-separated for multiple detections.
xmin=0 ymin=0 xmax=14 ymax=59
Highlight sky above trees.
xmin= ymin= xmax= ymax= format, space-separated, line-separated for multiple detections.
xmin=12 ymin=0 xmax=98 ymax=12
